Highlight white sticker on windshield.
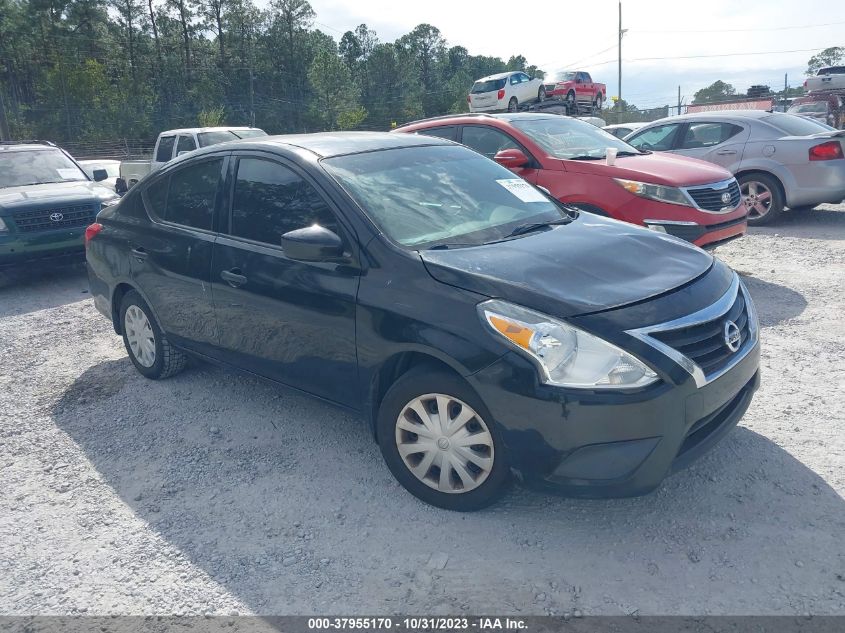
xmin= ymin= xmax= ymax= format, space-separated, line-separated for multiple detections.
xmin=57 ymin=168 xmax=80 ymax=179
xmin=496 ymin=178 xmax=547 ymax=203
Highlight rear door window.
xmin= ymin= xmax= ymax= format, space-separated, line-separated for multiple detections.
xmin=163 ymin=158 xmax=223 ymax=230
xmin=680 ymin=122 xmax=743 ymax=149
xmin=155 ymin=136 xmax=176 ymax=162
xmin=627 ymin=124 xmax=682 ymax=151
xmin=228 ymin=157 xmax=338 ymax=247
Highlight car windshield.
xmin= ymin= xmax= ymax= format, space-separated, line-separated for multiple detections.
xmin=471 ymin=78 xmax=506 ymax=94
xmin=323 ymin=145 xmax=567 ymax=249
xmin=0 ymin=148 xmax=87 ymax=188
xmin=788 ymin=103 xmax=828 ymax=114
xmin=511 ymin=117 xmax=641 ymax=159
xmin=197 ymin=129 xmax=267 ymax=147
xmin=762 ymin=113 xmax=836 ymax=136
xmin=552 ymin=71 xmax=577 ymax=82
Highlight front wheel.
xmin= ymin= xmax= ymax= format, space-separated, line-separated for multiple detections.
xmin=537 ymin=86 xmax=546 ymax=103
xmin=738 ymin=173 xmax=784 ymax=225
xmin=594 ymin=93 xmax=603 ymax=111
xmin=377 ymin=367 xmax=510 ymax=511
xmin=507 ymin=97 xmax=519 ymax=112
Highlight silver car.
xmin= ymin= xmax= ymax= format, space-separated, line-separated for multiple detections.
xmin=625 ymin=111 xmax=845 ymax=224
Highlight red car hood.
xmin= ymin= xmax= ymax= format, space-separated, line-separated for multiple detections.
xmin=560 ymin=152 xmax=733 ymax=187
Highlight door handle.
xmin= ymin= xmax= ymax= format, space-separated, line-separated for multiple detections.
xmin=220 ymin=268 xmax=247 ymax=288
xmin=131 ymin=247 xmax=147 ymax=261
xmin=716 ymin=149 xmax=737 ymax=155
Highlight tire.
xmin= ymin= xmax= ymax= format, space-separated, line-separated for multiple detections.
xmin=507 ymin=97 xmax=518 ymax=113
xmin=738 ymin=172 xmax=784 ymax=226
xmin=566 ymin=91 xmax=576 ymax=112
xmin=120 ymin=290 xmax=187 ymax=380
xmin=377 ymin=366 xmax=510 ymax=511
xmin=538 ymin=86 xmax=546 ymax=103
xmin=594 ymin=93 xmax=603 ymax=111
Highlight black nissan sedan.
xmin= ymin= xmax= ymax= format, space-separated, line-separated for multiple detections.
xmin=86 ymin=132 xmax=760 ymax=511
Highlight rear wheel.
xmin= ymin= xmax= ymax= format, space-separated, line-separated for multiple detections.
xmin=377 ymin=367 xmax=510 ymax=511
xmin=507 ymin=97 xmax=518 ymax=112
xmin=738 ymin=172 xmax=784 ymax=225
xmin=120 ymin=290 xmax=186 ymax=380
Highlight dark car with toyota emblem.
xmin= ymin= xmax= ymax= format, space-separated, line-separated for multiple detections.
xmin=86 ymin=132 xmax=760 ymax=511
xmin=0 ymin=141 xmax=120 ymax=268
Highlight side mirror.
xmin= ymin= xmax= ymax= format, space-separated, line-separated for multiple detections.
xmin=281 ymin=225 xmax=344 ymax=262
xmin=92 ymin=168 xmax=109 ymax=182
xmin=493 ymin=148 xmax=530 ymax=169
xmin=115 ymin=178 xmax=128 ymax=194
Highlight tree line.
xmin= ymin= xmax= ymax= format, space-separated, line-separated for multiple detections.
xmin=0 ymin=0 xmax=545 ymax=143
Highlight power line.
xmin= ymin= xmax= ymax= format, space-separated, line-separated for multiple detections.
xmin=584 ymin=46 xmax=829 ymax=68
xmin=632 ymin=20 xmax=845 ymax=34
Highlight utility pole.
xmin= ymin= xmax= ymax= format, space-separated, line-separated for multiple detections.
xmin=617 ymin=1 xmax=622 ymax=118
xmin=0 ymin=84 xmax=10 ymax=141
xmin=249 ymin=27 xmax=255 ymax=128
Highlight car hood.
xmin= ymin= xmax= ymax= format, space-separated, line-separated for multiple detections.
xmin=0 ymin=181 xmax=117 ymax=211
xmin=420 ymin=213 xmax=713 ymax=318
xmin=560 ymin=152 xmax=733 ymax=186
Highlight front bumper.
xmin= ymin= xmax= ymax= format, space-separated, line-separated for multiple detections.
xmin=614 ymin=196 xmax=748 ymax=249
xmin=0 ymin=227 xmax=86 ymax=267
xmin=468 ymin=277 xmax=761 ymax=498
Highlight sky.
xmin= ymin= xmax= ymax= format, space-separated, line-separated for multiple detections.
xmin=297 ymin=0 xmax=845 ymax=109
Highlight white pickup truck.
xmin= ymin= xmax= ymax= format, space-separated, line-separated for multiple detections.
xmin=118 ymin=126 xmax=267 ymax=190
xmin=804 ymin=66 xmax=845 ymax=93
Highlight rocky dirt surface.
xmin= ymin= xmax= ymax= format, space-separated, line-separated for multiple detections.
xmin=0 ymin=205 xmax=843 ymax=616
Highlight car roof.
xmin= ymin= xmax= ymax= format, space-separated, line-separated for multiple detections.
xmin=476 ymin=72 xmax=516 ymax=81
xmin=189 ymin=131 xmax=453 ymax=159
xmin=603 ymin=122 xmax=646 ymax=129
xmin=160 ymin=126 xmax=264 ymax=135
xmin=0 ymin=143 xmax=57 ymax=153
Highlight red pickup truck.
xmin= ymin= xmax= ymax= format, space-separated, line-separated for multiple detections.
xmin=544 ymin=71 xmax=606 ymax=111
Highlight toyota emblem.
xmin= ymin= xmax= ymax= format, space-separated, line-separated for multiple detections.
xmin=723 ymin=320 xmax=741 ymax=352
xmin=49 ymin=212 xmax=64 ymax=222
xmin=721 ymin=192 xmax=732 ymax=204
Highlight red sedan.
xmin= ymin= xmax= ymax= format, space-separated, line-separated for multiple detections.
xmin=394 ymin=113 xmax=748 ymax=249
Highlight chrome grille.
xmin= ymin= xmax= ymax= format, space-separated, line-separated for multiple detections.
xmin=626 ymin=275 xmax=758 ymax=388
xmin=650 ymin=289 xmax=749 ymax=375
xmin=12 ymin=204 xmax=98 ymax=233
xmin=685 ymin=179 xmax=741 ymax=212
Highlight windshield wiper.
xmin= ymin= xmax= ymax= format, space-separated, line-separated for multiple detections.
xmin=615 ymin=150 xmax=643 ymax=157
xmin=426 ymin=242 xmax=480 ymax=250
xmin=501 ymin=218 xmax=574 ymax=239
xmin=567 ymin=155 xmax=603 ymax=160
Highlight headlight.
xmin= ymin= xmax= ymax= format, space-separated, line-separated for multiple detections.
xmin=614 ymin=178 xmax=692 ymax=207
xmin=0 ymin=217 xmax=7 ymax=233
xmin=479 ymin=299 xmax=659 ymax=389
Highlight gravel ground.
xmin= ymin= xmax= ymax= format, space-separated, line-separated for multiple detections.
xmin=0 ymin=205 xmax=843 ymax=616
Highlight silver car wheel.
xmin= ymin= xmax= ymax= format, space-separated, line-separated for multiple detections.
xmin=741 ymin=180 xmax=773 ymax=220
xmin=395 ymin=393 xmax=494 ymax=494
xmin=124 ymin=305 xmax=156 ymax=368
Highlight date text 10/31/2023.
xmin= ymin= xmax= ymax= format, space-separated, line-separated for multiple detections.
xmin=307 ymin=617 xmax=528 ymax=630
